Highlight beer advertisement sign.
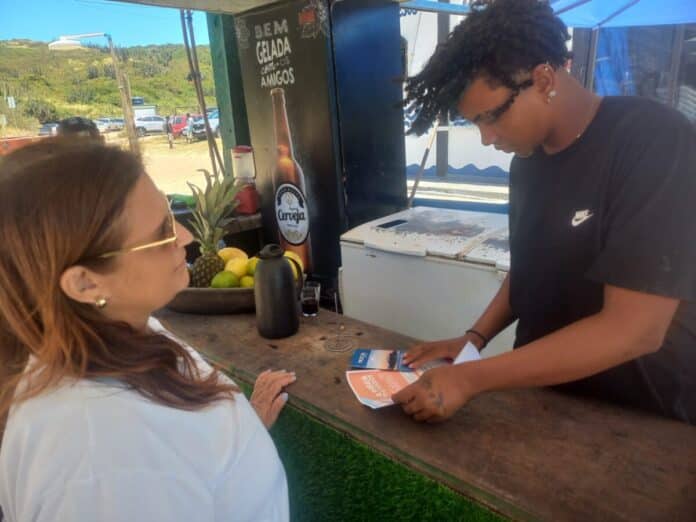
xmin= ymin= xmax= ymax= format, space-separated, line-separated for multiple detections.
xmin=235 ymin=0 xmax=345 ymax=279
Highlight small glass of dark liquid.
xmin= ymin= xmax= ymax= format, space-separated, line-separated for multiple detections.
xmin=301 ymin=281 xmax=321 ymax=317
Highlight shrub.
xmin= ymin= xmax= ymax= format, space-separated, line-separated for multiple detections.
xmin=22 ymin=99 xmax=59 ymax=123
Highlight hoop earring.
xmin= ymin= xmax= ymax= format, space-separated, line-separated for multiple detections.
xmin=95 ymin=297 xmax=108 ymax=309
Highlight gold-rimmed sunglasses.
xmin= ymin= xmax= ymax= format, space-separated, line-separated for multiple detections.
xmin=98 ymin=192 xmax=178 ymax=259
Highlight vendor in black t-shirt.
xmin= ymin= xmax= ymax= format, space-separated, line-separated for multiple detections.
xmin=393 ymin=0 xmax=696 ymax=424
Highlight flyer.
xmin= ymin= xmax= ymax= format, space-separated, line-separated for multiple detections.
xmin=350 ymin=349 xmax=411 ymax=372
xmin=346 ymin=342 xmax=481 ymax=409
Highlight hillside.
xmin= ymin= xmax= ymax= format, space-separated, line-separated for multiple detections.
xmin=0 ymin=39 xmax=217 ymax=134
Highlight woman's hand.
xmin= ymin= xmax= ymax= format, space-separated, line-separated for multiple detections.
xmin=250 ymin=369 xmax=296 ymax=429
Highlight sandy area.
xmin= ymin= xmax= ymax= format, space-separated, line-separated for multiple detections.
xmin=129 ymin=135 xmax=223 ymax=195
xmin=105 ymin=133 xmax=506 ymax=202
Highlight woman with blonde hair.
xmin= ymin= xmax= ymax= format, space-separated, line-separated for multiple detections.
xmin=0 ymin=139 xmax=294 ymax=521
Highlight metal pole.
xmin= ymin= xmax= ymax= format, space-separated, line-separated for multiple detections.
xmin=181 ymin=9 xmax=224 ymax=176
xmin=123 ymin=71 xmax=135 ymax=117
xmin=667 ymin=25 xmax=685 ymax=107
xmin=408 ymin=119 xmax=439 ymax=207
xmin=586 ymin=28 xmax=599 ymax=91
xmin=186 ymin=11 xmax=223 ymax=167
xmin=595 ymin=0 xmax=641 ymax=27
xmin=436 ymin=0 xmax=449 ymax=179
xmin=106 ymin=35 xmax=140 ymax=156
xmin=554 ymin=0 xmax=592 ymax=15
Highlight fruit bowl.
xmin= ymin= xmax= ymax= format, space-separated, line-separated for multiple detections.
xmin=165 ymin=286 xmax=256 ymax=315
xmin=167 ymin=241 xmax=305 ymax=315
xmin=165 ymin=273 xmax=303 ymax=315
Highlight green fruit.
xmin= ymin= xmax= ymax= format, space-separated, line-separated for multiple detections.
xmin=210 ymin=271 xmax=240 ymax=288
xmin=240 ymin=275 xmax=254 ymax=288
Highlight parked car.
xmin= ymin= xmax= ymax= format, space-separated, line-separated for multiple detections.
xmin=96 ymin=118 xmax=117 ymax=132
xmin=134 ymin=115 xmax=166 ymax=137
xmin=97 ymin=117 xmax=123 ymax=131
xmin=191 ymin=110 xmax=220 ymax=140
xmin=171 ymin=114 xmax=197 ymax=138
xmin=93 ymin=120 xmax=110 ymax=134
xmin=38 ymin=123 xmax=59 ymax=136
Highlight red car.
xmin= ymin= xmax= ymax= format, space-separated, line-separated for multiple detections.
xmin=171 ymin=114 xmax=200 ymax=138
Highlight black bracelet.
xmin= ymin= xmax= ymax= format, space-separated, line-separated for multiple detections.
xmin=465 ymin=329 xmax=489 ymax=348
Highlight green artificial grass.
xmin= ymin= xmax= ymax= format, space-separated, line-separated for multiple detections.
xmin=237 ymin=382 xmax=505 ymax=522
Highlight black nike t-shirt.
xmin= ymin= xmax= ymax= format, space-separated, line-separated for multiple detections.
xmin=509 ymin=96 xmax=696 ymax=423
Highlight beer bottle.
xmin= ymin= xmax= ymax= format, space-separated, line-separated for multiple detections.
xmin=271 ymin=87 xmax=312 ymax=272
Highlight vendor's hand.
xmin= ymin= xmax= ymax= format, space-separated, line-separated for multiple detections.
xmin=403 ymin=335 xmax=476 ymax=369
xmin=250 ymin=369 xmax=296 ymax=429
xmin=392 ymin=365 xmax=475 ymax=423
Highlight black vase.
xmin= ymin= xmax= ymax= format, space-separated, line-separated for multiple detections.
xmin=254 ymin=244 xmax=300 ymax=339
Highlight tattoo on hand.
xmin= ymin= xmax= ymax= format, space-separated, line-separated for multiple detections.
xmin=427 ymin=392 xmax=444 ymax=415
xmin=436 ymin=392 xmax=444 ymax=412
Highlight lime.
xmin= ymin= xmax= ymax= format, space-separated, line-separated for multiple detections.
xmin=240 ymin=276 xmax=255 ymax=288
xmin=210 ymin=271 xmax=240 ymax=288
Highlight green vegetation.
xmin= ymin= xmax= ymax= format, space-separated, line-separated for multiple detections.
xmin=0 ymin=39 xmax=216 ymax=133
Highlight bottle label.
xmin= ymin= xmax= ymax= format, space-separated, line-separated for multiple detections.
xmin=275 ymin=183 xmax=310 ymax=246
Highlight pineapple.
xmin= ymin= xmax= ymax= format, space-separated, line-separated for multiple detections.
xmin=187 ymin=169 xmax=240 ymax=288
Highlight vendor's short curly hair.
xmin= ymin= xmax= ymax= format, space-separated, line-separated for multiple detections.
xmin=405 ymin=0 xmax=571 ymax=135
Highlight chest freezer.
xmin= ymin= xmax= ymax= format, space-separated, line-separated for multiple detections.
xmin=339 ymin=207 xmax=515 ymax=357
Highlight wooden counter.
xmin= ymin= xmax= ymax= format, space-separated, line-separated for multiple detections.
xmin=156 ymin=309 xmax=696 ymax=521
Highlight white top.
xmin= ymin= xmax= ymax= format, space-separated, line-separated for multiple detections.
xmin=0 ymin=318 xmax=289 ymax=522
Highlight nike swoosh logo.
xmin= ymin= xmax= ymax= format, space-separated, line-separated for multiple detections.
xmin=571 ymin=211 xmax=594 ymax=227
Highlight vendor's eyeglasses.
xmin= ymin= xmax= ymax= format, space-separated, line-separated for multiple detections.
xmin=473 ymin=78 xmax=534 ymax=126
xmin=97 ymin=192 xmax=178 ymax=259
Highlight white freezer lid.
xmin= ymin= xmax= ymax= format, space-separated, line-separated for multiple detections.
xmin=464 ymin=226 xmax=510 ymax=271
xmin=340 ymin=206 xmax=510 ymax=267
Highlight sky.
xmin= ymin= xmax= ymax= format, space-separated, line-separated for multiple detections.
xmin=1 ymin=0 xmax=211 ymax=47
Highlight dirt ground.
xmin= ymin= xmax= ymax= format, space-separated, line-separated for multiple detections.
xmin=6 ymin=131 xmax=504 ymax=202
xmin=105 ymin=133 xmax=220 ymax=195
